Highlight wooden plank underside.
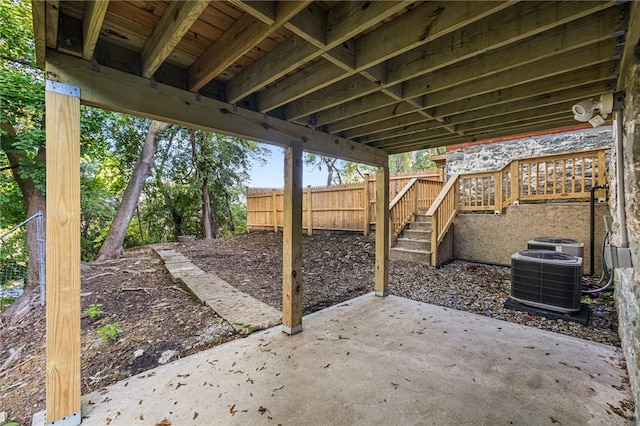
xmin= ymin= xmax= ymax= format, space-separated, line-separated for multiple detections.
xmin=45 ymin=50 xmax=386 ymax=166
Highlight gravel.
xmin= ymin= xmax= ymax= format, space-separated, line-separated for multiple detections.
xmin=177 ymin=232 xmax=620 ymax=347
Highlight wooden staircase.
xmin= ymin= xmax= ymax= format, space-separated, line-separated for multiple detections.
xmin=390 ymin=214 xmax=432 ymax=262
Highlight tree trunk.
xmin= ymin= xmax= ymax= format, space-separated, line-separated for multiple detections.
xmin=224 ymin=190 xmax=236 ymax=233
xmin=1 ymin=122 xmax=46 ymax=288
xmin=201 ymin=178 xmax=213 ymax=239
xmin=96 ymin=120 xmax=170 ymax=260
xmin=191 ymin=129 xmax=213 ymax=239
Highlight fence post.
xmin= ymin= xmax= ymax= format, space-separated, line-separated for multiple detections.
xmin=272 ymin=189 xmax=278 ymax=233
xmin=363 ymin=173 xmax=370 ymax=235
xmin=413 ymin=182 xmax=419 ymax=218
xmin=494 ymin=170 xmax=503 ymax=213
xmin=306 ymin=185 xmax=313 ymax=236
xmin=510 ymin=160 xmax=520 ymax=204
xmin=597 ymin=149 xmax=607 ymax=199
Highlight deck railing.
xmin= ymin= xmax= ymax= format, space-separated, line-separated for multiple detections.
xmin=457 ymin=148 xmax=609 ymax=212
xmin=389 ymin=178 xmax=444 ymax=240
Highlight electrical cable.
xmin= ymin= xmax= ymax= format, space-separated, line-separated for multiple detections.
xmin=582 ymin=231 xmax=614 ymax=294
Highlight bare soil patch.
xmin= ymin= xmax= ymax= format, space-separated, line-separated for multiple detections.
xmin=0 ymin=246 xmax=237 ymax=425
xmin=1 ymin=232 xmax=620 ymax=424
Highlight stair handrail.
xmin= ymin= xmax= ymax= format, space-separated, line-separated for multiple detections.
xmin=425 ymin=173 xmax=460 ymax=266
xmin=389 ymin=177 xmax=418 ymax=241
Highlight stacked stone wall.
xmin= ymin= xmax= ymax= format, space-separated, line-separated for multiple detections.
xmin=446 ymin=127 xmax=612 ymax=176
xmin=614 ymin=62 xmax=640 ymax=419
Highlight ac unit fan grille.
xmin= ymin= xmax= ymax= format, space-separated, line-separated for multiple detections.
xmin=510 ymin=250 xmax=582 ymax=313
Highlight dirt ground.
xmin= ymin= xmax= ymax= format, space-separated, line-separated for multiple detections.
xmin=0 ymin=232 xmax=623 ymax=424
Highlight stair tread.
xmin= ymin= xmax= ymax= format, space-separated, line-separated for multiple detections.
xmin=391 ymin=247 xmax=431 ymax=254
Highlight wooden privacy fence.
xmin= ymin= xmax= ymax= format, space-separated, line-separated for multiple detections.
xmin=247 ymin=170 xmax=442 ymax=234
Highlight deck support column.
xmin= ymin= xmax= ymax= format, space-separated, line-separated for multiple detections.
xmin=45 ymin=81 xmax=82 ymax=425
xmin=282 ymin=143 xmax=303 ymax=334
xmin=375 ymin=162 xmax=390 ymax=296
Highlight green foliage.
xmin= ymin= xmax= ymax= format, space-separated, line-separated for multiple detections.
xmin=85 ymin=303 xmax=104 ymax=319
xmin=0 ymin=0 xmax=46 ymax=189
xmin=98 ymin=322 xmax=120 ymax=342
xmin=315 ymin=149 xmax=441 ymax=185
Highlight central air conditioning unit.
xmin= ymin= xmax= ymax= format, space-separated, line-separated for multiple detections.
xmin=511 ymin=250 xmax=583 ymax=313
xmin=527 ymin=237 xmax=584 ymax=258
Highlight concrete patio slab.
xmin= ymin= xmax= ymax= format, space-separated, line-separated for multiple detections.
xmin=79 ymin=294 xmax=634 ymax=425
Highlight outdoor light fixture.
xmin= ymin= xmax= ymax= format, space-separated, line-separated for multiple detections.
xmin=572 ymin=93 xmax=614 ymax=127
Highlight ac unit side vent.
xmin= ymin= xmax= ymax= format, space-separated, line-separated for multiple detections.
xmin=511 ymin=250 xmax=583 ymax=313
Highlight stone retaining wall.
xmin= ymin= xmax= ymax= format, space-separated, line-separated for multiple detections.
xmin=614 ymin=62 xmax=640 ymax=418
xmin=446 ymin=127 xmax=612 ymax=176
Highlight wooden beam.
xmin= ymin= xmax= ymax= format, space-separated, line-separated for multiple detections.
xmin=444 ymin=82 xmax=613 ymax=126
xmin=344 ymin=112 xmax=428 ymax=139
xmin=409 ymin=39 xmax=618 ymax=103
xmin=229 ymin=1 xmax=406 ymax=105
xmin=430 ymin=62 xmax=615 ymax=118
xmin=45 ymin=50 xmax=387 ymax=166
xmin=618 ymin=0 xmax=640 ymax=91
xmin=188 ymin=3 xmax=307 ymax=92
xmin=282 ymin=143 xmax=303 ymax=335
xmin=309 ymin=1 xmax=618 ymax=128
xmin=45 ymin=80 xmax=81 ymax=424
xmin=327 ymin=102 xmax=415 ymax=133
xmin=401 ymin=8 xmax=622 ymax=100
xmin=33 ymin=0 xmax=46 ymax=67
xmin=356 ymin=1 xmax=511 ymax=69
xmin=317 ymin=90 xmax=401 ymax=127
xmin=272 ymin=1 xmax=511 ymax=119
xmin=387 ymin=1 xmax=616 ymax=87
xmin=385 ymin=117 xmax=583 ymax=154
xmin=140 ymin=0 xmax=209 ymax=78
xmin=45 ymin=0 xmax=59 ymax=49
xmin=229 ymin=1 xmax=276 ymax=24
xmin=257 ymin=59 xmax=346 ymax=113
xmin=187 ymin=13 xmax=268 ymax=92
xmin=228 ymin=35 xmax=321 ymax=105
xmin=375 ymin=163 xmax=389 ymax=296
xmin=332 ymin=9 xmax=619 ymax=135
xmin=81 ymin=0 xmax=109 ymax=60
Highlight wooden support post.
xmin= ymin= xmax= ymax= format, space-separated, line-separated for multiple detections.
xmin=306 ymin=185 xmax=313 ymax=236
xmin=375 ymin=163 xmax=389 ymax=296
xmin=45 ymin=80 xmax=81 ymax=425
xmin=272 ymin=189 xmax=278 ymax=233
xmin=363 ymin=173 xmax=370 ymax=235
xmin=282 ymin=143 xmax=303 ymax=335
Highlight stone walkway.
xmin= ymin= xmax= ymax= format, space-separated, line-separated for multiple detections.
xmin=151 ymin=244 xmax=281 ymax=334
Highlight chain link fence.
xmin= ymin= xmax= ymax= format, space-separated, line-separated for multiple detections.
xmin=0 ymin=212 xmax=45 ymax=311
